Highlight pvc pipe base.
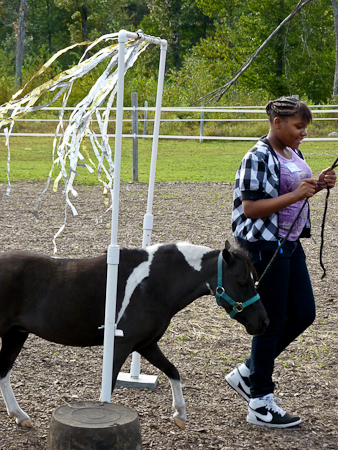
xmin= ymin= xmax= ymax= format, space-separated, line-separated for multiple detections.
xmin=116 ymin=372 xmax=158 ymax=391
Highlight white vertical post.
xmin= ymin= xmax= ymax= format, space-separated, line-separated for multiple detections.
xmin=142 ymin=41 xmax=167 ymax=247
xmin=130 ymin=351 xmax=141 ymax=378
xmin=100 ymin=29 xmax=128 ymax=403
xmin=132 ymin=92 xmax=138 ymax=181
xmin=117 ymin=38 xmax=167 ymax=390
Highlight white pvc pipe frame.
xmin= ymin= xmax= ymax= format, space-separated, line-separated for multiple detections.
xmin=100 ymin=30 xmax=167 ymax=403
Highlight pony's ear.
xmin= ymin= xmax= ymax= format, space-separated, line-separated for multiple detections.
xmin=222 ymin=241 xmax=233 ymax=264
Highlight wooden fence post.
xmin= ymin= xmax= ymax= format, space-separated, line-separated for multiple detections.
xmin=143 ymin=100 xmax=148 ymax=139
xmin=132 ymin=92 xmax=138 ymax=182
xmin=200 ymin=102 xmax=205 ymax=144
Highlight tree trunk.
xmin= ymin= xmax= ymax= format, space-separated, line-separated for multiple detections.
xmin=171 ymin=0 xmax=181 ymax=71
xmin=332 ymin=0 xmax=338 ymax=96
xmin=80 ymin=4 xmax=88 ymax=41
xmin=46 ymin=0 xmax=52 ymax=54
xmin=15 ymin=0 xmax=27 ymax=87
xmin=80 ymin=4 xmax=88 ymax=57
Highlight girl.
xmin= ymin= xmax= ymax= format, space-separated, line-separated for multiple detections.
xmin=226 ymin=97 xmax=336 ymax=428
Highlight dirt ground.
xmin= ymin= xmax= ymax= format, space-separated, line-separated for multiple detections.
xmin=0 ymin=180 xmax=337 ymax=450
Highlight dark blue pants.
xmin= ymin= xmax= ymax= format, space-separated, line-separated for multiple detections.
xmin=245 ymin=240 xmax=315 ymax=398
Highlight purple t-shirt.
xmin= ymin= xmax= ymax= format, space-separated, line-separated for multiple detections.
xmin=276 ymin=150 xmax=312 ymax=241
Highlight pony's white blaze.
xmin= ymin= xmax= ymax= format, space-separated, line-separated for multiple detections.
xmin=176 ymin=242 xmax=212 ymax=271
xmin=0 ymin=371 xmax=31 ymax=426
xmin=116 ymin=244 xmax=161 ymax=324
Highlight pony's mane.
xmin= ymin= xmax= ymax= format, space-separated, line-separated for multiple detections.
xmin=230 ymin=247 xmax=258 ymax=282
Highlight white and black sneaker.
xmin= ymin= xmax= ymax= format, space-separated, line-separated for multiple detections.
xmin=247 ymin=393 xmax=302 ymax=428
xmin=225 ymin=363 xmax=251 ymax=402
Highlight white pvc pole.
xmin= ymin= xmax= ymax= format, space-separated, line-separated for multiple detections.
xmin=100 ymin=29 xmax=167 ymax=401
xmin=129 ymin=38 xmax=167 ymax=379
xmin=142 ymin=40 xmax=167 ymax=247
xmin=100 ymin=29 xmax=128 ymax=403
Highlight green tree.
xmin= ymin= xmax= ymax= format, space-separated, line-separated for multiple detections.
xmin=333 ymin=0 xmax=338 ymax=97
xmin=0 ymin=0 xmax=21 ymax=61
xmin=238 ymin=0 xmax=335 ymax=102
xmin=145 ymin=0 xmax=214 ymax=70
xmin=0 ymin=0 xmax=72 ymax=77
xmin=26 ymin=0 xmax=72 ymax=60
xmin=180 ymin=0 xmax=335 ymax=103
xmin=54 ymin=0 xmax=149 ymax=43
xmin=15 ymin=0 xmax=27 ymax=86
xmin=195 ymin=0 xmax=247 ymax=22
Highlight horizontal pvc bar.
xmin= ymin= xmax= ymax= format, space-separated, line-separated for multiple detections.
xmin=120 ymin=29 xmax=167 ymax=48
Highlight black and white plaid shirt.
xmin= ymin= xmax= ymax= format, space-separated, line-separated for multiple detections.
xmin=232 ymin=137 xmax=310 ymax=251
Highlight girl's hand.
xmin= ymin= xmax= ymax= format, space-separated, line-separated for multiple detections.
xmin=317 ymin=167 xmax=337 ymax=190
xmin=294 ymin=178 xmax=317 ymax=200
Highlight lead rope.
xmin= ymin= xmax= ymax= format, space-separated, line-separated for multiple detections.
xmin=255 ymin=199 xmax=308 ymax=288
xmin=319 ymin=187 xmax=330 ymax=280
xmin=257 ymin=157 xmax=338 ymax=287
xmin=319 ymin=156 xmax=338 ymax=279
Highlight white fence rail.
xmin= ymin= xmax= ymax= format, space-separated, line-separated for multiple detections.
xmin=1 ymin=103 xmax=338 ymax=141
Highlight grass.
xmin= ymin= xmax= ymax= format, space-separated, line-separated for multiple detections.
xmin=0 ymin=136 xmax=337 ymax=185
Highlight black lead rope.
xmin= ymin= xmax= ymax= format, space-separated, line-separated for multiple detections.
xmin=319 ymin=187 xmax=330 ymax=280
xmin=319 ymin=156 xmax=338 ymax=280
xmin=255 ymin=199 xmax=308 ymax=288
xmin=256 ymin=156 xmax=338 ymax=287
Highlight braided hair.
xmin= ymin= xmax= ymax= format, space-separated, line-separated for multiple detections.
xmin=266 ymin=97 xmax=312 ymax=123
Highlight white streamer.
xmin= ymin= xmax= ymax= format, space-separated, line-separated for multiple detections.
xmin=0 ymin=34 xmax=149 ymax=251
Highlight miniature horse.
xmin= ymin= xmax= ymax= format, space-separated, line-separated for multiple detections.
xmin=0 ymin=241 xmax=268 ymax=429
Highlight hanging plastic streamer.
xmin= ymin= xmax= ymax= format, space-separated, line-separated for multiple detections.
xmin=0 ymin=32 xmax=149 ymax=252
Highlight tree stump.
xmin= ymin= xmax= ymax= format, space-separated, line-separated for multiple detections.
xmin=47 ymin=401 xmax=142 ymax=450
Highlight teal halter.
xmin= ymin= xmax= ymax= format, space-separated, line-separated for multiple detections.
xmin=215 ymin=252 xmax=260 ymax=318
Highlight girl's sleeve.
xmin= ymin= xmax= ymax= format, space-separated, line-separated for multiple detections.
xmin=238 ymin=151 xmax=266 ymax=201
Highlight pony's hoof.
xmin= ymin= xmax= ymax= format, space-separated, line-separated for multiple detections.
xmin=174 ymin=417 xmax=186 ymax=430
xmin=18 ymin=418 xmax=33 ymax=428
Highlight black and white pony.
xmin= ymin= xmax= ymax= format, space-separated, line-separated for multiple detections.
xmin=0 ymin=241 xmax=268 ymax=429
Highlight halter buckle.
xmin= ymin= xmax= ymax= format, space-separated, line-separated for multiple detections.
xmin=233 ymin=302 xmax=243 ymax=313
